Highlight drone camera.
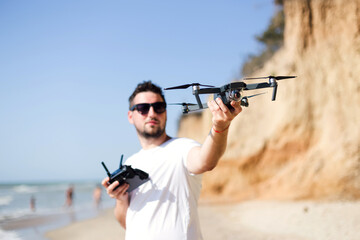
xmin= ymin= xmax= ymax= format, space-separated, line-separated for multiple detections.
xmin=229 ymin=89 xmax=242 ymax=102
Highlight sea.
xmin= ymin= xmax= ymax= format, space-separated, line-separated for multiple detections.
xmin=0 ymin=181 xmax=115 ymax=240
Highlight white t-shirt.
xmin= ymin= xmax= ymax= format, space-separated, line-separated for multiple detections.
xmin=124 ymin=137 xmax=203 ymax=240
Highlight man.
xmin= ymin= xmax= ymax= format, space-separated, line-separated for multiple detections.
xmin=102 ymin=81 xmax=242 ymax=240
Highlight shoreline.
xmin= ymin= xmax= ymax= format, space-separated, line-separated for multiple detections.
xmin=0 ymin=206 xmax=111 ymax=240
xmin=44 ymin=200 xmax=360 ymax=240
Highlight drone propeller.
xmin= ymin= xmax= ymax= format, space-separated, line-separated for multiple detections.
xmin=243 ymin=76 xmax=296 ymax=81
xmin=168 ymin=102 xmax=197 ymax=106
xmin=164 ymin=83 xmax=215 ymax=90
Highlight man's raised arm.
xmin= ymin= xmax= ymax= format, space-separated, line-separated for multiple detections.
xmin=187 ymin=98 xmax=242 ymax=174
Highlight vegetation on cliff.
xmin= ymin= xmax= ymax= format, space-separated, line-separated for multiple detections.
xmin=241 ymin=1 xmax=284 ymax=77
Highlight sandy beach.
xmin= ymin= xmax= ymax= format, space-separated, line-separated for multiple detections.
xmin=44 ymin=200 xmax=360 ymax=240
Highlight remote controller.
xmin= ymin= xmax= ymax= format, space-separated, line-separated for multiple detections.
xmin=101 ymin=155 xmax=149 ymax=192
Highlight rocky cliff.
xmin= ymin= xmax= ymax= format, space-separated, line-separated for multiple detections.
xmin=178 ymin=0 xmax=360 ymax=201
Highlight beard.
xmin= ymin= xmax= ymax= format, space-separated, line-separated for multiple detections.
xmin=136 ymin=120 xmax=166 ymax=139
xmin=140 ymin=126 xmax=165 ymax=139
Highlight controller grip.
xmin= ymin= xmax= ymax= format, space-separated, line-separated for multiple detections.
xmin=134 ymin=169 xmax=149 ymax=180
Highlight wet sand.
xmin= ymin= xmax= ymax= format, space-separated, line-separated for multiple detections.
xmin=0 ymin=207 xmax=104 ymax=240
xmin=45 ymin=200 xmax=360 ymax=240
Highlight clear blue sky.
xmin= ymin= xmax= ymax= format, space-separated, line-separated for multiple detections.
xmin=0 ymin=0 xmax=275 ymax=182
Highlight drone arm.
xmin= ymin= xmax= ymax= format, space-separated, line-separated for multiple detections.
xmin=272 ymin=84 xmax=278 ymax=101
xmin=194 ymin=91 xmax=203 ymax=109
xmin=244 ymin=82 xmax=271 ymax=90
xmin=184 ymin=102 xmax=208 ymax=113
xmin=193 ymin=87 xmax=220 ymax=110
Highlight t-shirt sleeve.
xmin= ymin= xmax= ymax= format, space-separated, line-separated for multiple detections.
xmin=177 ymin=138 xmax=201 ymax=175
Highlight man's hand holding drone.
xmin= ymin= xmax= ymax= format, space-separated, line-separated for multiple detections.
xmin=208 ymin=97 xmax=242 ymax=133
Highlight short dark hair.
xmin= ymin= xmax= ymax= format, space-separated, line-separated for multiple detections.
xmin=128 ymin=81 xmax=166 ymax=109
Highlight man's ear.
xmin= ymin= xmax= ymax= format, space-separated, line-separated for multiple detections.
xmin=128 ymin=110 xmax=134 ymax=124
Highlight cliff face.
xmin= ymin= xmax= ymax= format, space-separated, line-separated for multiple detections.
xmin=178 ymin=0 xmax=360 ymax=201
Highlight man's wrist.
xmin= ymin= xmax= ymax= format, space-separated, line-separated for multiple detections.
xmin=212 ymin=124 xmax=230 ymax=133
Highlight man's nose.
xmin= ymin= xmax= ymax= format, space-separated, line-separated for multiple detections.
xmin=147 ymin=106 xmax=156 ymax=116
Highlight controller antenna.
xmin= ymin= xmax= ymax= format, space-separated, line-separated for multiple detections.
xmin=119 ymin=154 xmax=124 ymax=168
xmin=101 ymin=162 xmax=111 ymax=177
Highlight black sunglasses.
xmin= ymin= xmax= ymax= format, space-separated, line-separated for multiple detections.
xmin=130 ymin=102 xmax=167 ymax=115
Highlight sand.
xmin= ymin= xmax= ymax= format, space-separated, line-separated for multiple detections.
xmin=45 ymin=200 xmax=360 ymax=240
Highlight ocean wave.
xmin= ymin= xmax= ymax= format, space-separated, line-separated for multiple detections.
xmin=0 ymin=195 xmax=13 ymax=206
xmin=0 ymin=206 xmax=60 ymax=222
xmin=0 ymin=229 xmax=22 ymax=240
xmin=0 ymin=208 xmax=33 ymax=222
xmin=12 ymin=185 xmax=38 ymax=193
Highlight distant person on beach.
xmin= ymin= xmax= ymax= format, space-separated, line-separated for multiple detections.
xmin=65 ymin=185 xmax=74 ymax=207
xmin=102 ymin=81 xmax=242 ymax=240
xmin=30 ymin=195 xmax=36 ymax=212
xmin=93 ymin=185 xmax=102 ymax=208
